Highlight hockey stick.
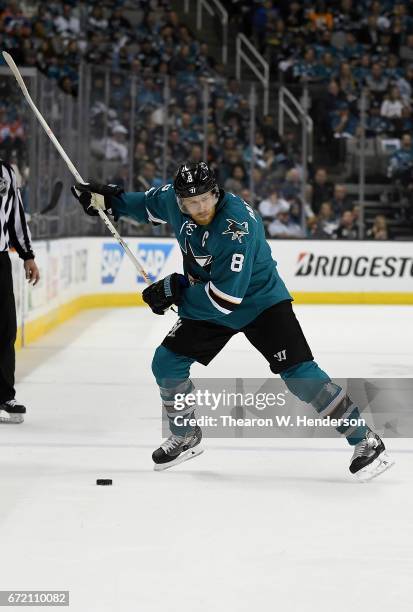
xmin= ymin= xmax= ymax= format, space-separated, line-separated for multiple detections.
xmin=29 ymin=180 xmax=63 ymax=220
xmin=40 ymin=180 xmax=63 ymax=214
xmin=2 ymin=51 xmax=151 ymax=284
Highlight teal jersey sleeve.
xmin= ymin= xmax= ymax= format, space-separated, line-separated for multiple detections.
xmin=110 ymin=184 xmax=175 ymax=224
xmin=178 ymin=207 xmax=257 ymax=321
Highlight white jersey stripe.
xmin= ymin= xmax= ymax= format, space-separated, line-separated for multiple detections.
xmin=209 ymin=281 xmax=243 ymax=304
xmin=146 ymin=206 xmax=167 ymax=225
xmin=204 ymin=284 xmax=232 ymax=314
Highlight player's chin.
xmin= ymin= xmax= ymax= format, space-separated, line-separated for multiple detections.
xmin=192 ymin=213 xmax=214 ymax=225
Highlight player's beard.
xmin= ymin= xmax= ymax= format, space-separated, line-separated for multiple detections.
xmin=191 ymin=209 xmax=215 ymax=225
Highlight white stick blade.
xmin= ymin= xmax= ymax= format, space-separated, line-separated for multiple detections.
xmin=2 ymin=51 xmax=29 ymax=93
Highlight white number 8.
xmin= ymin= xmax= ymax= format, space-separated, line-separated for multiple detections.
xmin=231 ymin=253 xmax=244 ymax=272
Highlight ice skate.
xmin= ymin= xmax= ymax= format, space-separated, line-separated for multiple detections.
xmin=349 ymin=430 xmax=394 ymax=482
xmin=0 ymin=399 xmax=26 ymax=424
xmin=152 ymin=426 xmax=203 ymax=471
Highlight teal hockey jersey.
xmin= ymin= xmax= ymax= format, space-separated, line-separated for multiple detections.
xmin=110 ymin=185 xmax=292 ymax=329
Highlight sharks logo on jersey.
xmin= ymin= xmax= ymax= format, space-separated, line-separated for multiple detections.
xmin=222 ymin=219 xmax=249 ymax=243
xmin=180 ymin=237 xmax=213 ymax=273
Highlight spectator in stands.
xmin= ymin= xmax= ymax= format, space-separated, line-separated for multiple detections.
xmin=359 ymin=15 xmax=380 ymax=48
xmin=134 ymin=141 xmax=150 ymax=172
xmin=366 ymin=214 xmax=391 ymax=240
xmin=178 ymin=112 xmax=202 ymax=147
xmin=331 ymin=104 xmax=360 ymax=139
xmin=380 ymin=86 xmax=405 ymax=119
xmin=365 ymin=63 xmax=390 ymax=101
xmin=400 ymin=34 xmax=413 ymax=63
xmin=395 ymin=106 xmax=413 ymax=137
xmin=88 ymin=6 xmax=108 ymax=32
xmin=354 ymin=53 xmax=372 ymax=88
xmin=366 ymin=99 xmax=391 ymax=136
xmin=331 ymin=184 xmax=353 ymax=215
xmin=258 ymin=188 xmax=290 ymax=223
xmin=284 ymin=1 xmax=304 ymax=31
xmin=224 ymin=164 xmax=247 ymax=196
xmin=251 ymin=1 xmax=274 ymax=53
xmin=280 ymin=167 xmax=302 ymax=201
xmin=240 ymin=188 xmax=253 ymax=206
xmin=342 ymin=31 xmax=364 ymax=62
xmin=110 ymin=164 xmax=130 ymax=190
xmin=313 ymin=80 xmax=347 ymax=151
xmin=307 ymin=1 xmax=334 ymax=30
xmin=335 ymin=210 xmax=359 ymax=239
xmin=267 ymin=202 xmax=304 ymax=239
xmin=170 ymin=43 xmax=193 ymax=75
xmin=135 ymin=161 xmax=162 ymax=192
xmin=167 ymin=129 xmax=187 ymax=161
xmin=310 ymin=168 xmax=334 ymax=215
xmin=188 ymin=144 xmax=203 ymax=164
xmin=54 ymin=4 xmax=80 ymax=38
xmin=396 ymin=64 xmax=413 ymax=104
xmin=293 ymin=48 xmax=325 ymax=83
xmin=243 ymin=132 xmax=267 ymax=169
xmin=388 ymin=133 xmax=413 ymax=180
xmin=104 ymin=125 xmax=128 ymax=164
xmin=250 ymin=167 xmax=267 ymax=203
xmin=289 ymin=197 xmax=315 ymax=231
xmin=337 ymin=62 xmax=358 ymax=106
xmin=335 ymin=0 xmax=359 ymax=31
xmin=110 ymin=6 xmax=132 ymax=35
xmin=311 ymin=201 xmax=339 ymax=239
xmin=386 ymin=54 xmax=403 ymax=81
xmin=318 ymin=52 xmax=336 ymax=83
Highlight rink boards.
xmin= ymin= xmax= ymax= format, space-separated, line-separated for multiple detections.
xmin=10 ymin=237 xmax=413 ymax=347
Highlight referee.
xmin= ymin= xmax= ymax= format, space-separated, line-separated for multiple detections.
xmin=0 ymin=159 xmax=39 ymax=424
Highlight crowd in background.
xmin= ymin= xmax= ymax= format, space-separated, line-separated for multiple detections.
xmin=235 ymin=1 xmax=413 ymax=175
xmin=0 ymin=0 xmax=410 ymax=240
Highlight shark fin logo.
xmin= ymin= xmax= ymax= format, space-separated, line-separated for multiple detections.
xmin=222 ymin=219 xmax=249 ymax=243
xmin=137 ymin=243 xmax=174 ymax=283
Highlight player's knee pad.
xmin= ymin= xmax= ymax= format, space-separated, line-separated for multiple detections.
xmin=151 ymin=345 xmax=193 ymax=386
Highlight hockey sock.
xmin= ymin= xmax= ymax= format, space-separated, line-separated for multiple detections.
xmin=160 ymin=379 xmax=196 ymax=436
xmin=280 ymin=361 xmax=369 ymax=446
xmin=152 ymin=345 xmax=197 ymax=436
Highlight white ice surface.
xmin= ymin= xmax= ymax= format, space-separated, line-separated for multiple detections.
xmin=1 ymin=305 xmax=413 ymax=611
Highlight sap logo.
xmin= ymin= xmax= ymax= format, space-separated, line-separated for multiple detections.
xmin=137 ymin=243 xmax=174 ymax=283
xmin=101 ymin=243 xmax=124 ymax=284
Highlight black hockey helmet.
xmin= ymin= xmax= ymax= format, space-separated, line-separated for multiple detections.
xmin=173 ymin=162 xmax=218 ymax=200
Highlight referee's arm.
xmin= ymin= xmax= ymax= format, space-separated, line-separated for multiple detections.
xmin=2 ymin=162 xmax=40 ymax=285
xmin=7 ymin=165 xmax=34 ymax=260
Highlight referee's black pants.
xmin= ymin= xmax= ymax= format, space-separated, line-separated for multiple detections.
xmin=0 ymin=252 xmax=17 ymax=403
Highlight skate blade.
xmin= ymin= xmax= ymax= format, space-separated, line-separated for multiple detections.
xmin=0 ymin=410 xmax=24 ymax=424
xmin=153 ymin=445 xmax=204 ymax=471
xmin=354 ymin=452 xmax=395 ymax=482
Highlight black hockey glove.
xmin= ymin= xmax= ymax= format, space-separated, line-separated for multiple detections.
xmin=71 ymin=181 xmax=124 ymax=216
xmin=142 ymin=273 xmax=189 ymax=315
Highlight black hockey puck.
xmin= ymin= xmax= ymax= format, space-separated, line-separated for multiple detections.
xmin=96 ymin=479 xmax=112 ymax=486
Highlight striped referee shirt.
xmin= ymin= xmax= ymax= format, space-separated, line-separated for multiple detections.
xmin=0 ymin=160 xmax=34 ymax=260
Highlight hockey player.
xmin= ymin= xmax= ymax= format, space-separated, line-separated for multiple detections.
xmin=73 ymin=162 xmax=393 ymax=481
